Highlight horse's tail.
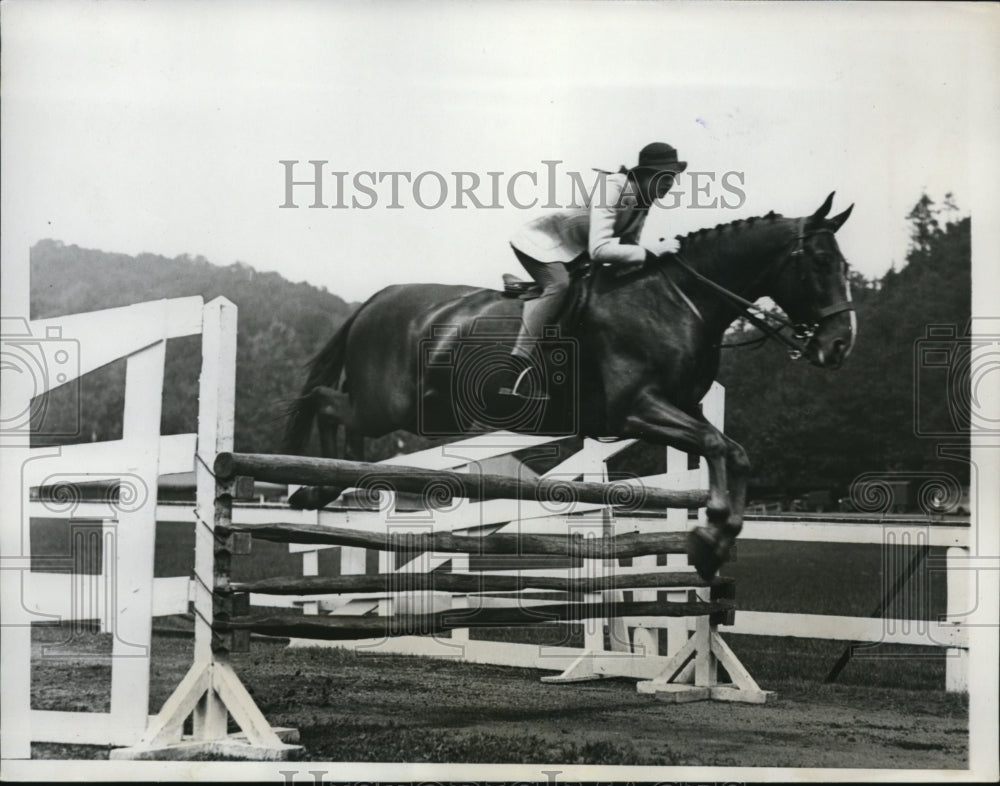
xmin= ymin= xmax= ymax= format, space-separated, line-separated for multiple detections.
xmin=282 ymin=308 xmax=360 ymax=453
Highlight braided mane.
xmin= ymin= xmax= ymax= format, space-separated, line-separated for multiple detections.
xmin=675 ymin=211 xmax=786 ymax=254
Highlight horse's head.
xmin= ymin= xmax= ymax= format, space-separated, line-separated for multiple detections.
xmin=768 ymin=193 xmax=856 ymax=369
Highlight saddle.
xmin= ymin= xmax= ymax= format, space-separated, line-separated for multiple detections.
xmin=500 ymin=257 xmax=599 ymax=300
xmin=498 ymin=258 xmax=612 ymax=340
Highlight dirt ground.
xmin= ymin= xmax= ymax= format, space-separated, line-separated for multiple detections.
xmin=32 ymin=636 xmax=968 ymax=768
xmin=254 ymin=646 xmax=968 ymax=768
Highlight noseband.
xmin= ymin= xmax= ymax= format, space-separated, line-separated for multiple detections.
xmin=783 ymin=219 xmax=855 ymax=344
xmin=670 ymin=217 xmax=855 ymax=360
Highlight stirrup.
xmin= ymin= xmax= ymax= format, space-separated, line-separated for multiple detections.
xmin=499 ymin=365 xmax=549 ymax=401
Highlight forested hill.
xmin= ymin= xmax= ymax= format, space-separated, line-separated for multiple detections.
xmin=31 ymin=240 xmax=356 ymax=345
xmin=31 ymin=241 xmax=357 ymax=453
xmin=30 ymin=194 xmax=970 ymax=494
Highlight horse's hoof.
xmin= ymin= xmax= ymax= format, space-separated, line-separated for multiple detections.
xmin=288 ymin=486 xmax=328 ymax=510
xmin=687 ymin=526 xmax=726 ymax=582
xmin=289 ymin=484 xmax=345 ymax=510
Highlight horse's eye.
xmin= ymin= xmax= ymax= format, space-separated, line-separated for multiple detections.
xmin=812 ymin=252 xmax=833 ymax=270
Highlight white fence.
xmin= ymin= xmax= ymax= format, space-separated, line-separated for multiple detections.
xmin=10 ymin=296 xmax=236 ymax=752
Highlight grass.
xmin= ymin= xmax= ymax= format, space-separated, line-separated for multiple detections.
xmin=726 ymin=540 xmax=948 ymax=618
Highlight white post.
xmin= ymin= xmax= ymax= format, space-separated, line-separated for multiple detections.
xmin=340 ymin=547 xmax=367 ymax=582
xmin=108 ymin=339 xmax=167 ymax=733
xmin=656 ymin=446 xmax=692 ymax=661
xmin=192 ymin=297 xmax=238 ymax=736
xmin=377 ymin=549 xmax=393 ymax=619
xmin=302 ymin=550 xmax=320 ymax=616
xmin=449 ymin=553 xmax=471 ymax=649
xmin=579 ymin=439 xmax=614 ymax=653
xmin=945 ymin=546 xmax=970 ymax=692
xmin=0 ymin=236 xmax=32 ymax=759
xmin=341 ymin=488 xmax=382 ymax=590
xmin=694 ymin=383 xmax=726 ymax=686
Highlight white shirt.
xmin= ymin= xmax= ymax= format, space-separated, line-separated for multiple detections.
xmin=510 ymin=172 xmax=649 ymax=264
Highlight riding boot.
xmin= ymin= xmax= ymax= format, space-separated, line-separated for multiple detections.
xmin=502 ymin=252 xmax=569 ymax=401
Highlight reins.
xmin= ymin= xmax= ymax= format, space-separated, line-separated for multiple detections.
xmin=670 ymin=252 xmax=813 ymax=358
xmin=660 ymin=218 xmax=853 ymax=361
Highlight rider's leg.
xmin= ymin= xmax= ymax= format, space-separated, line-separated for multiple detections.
xmin=511 ymin=249 xmax=570 ymax=359
xmin=503 ymin=249 xmax=570 ymax=398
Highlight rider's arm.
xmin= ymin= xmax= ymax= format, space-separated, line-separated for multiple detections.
xmin=588 ymin=176 xmax=647 ymax=265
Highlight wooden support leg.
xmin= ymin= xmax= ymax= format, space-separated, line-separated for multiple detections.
xmin=636 ymin=620 xmax=773 ymax=704
xmin=109 ymin=660 xmax=302 ymax=760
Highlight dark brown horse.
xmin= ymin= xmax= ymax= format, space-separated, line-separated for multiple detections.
xmin=284 ymin=193 xmax=856 ymax=579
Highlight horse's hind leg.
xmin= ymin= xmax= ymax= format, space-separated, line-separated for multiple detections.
xmin=317 ymin=410 xmax=340 ymax=459
xmin=288 ymin=386 xmax=357 ymax=510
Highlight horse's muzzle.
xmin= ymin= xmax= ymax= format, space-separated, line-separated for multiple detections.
xmin=808 ymin=325 xmax=854 ymax=369
xmin=811 ymin=337 xmax=849 ymax=369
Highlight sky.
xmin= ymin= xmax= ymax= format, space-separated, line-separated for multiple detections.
xmin=2 ymin=1 xmax=997 ymax=304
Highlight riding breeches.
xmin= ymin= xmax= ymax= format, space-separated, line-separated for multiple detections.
xmin=510 ymin=246 xmax=571 ymax=359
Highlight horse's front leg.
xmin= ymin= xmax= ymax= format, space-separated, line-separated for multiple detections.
xmin=717 ymin=429 xmax=751 ymax=536
xmin=620 ymin=389 xmax=740 ymax=580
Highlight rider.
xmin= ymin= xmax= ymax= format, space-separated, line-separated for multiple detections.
xmin=500 ymin=141 xmax=687 ymax=399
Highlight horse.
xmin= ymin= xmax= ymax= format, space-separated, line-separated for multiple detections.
xmin=283 ymin=193 xmax=856 ymax=580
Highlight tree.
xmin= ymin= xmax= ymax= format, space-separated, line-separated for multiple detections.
xmin=906 ymin=194 xmax=940 ymax=256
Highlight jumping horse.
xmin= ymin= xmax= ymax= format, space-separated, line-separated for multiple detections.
xmin=283 ymin=193 xmax=856 ymax=580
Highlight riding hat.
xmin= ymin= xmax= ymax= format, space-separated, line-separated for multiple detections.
xmin=631 ymin=142 xmax=687 ymax=174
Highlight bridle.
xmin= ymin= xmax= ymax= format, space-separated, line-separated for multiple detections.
xmin=665 ymin=217 xmax=855 ymax=361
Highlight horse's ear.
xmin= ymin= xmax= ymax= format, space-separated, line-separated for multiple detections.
xmin=810 ymin=192 xmax=835 ymax=222
xmin=828 ymin=203 xmax=854 ymax=232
